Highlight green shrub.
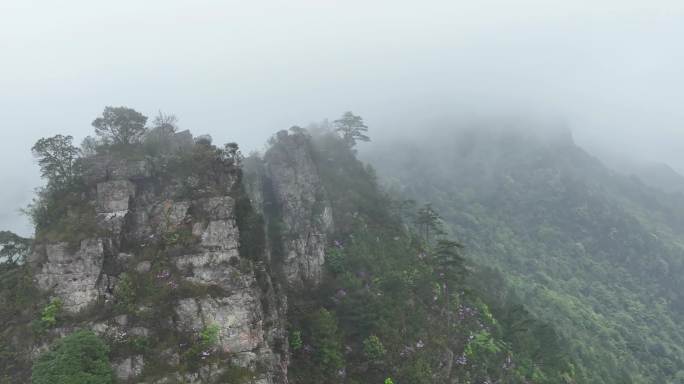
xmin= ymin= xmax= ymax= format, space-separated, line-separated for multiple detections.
xmin=309 ymin=309 xmax=344 ymax=374
xmin=31 ymin=330 xmax=113 ymax=384
xmin=200 ymin=324 xmax=220 ymax=346
xmin=401 ymin=358 xmax=432 ymax=384
xmin=114 ymin=273 xmax=136 ymax=313
xmin=325 ymin=247 xmax=345 ymax=274
xmin=362 ymin=335 xmax=386 ymax=362
xmin=290 ymin=330 xmax=303 ymax=351
xmin=128 ymin=336 xmax=149 ymax=354
xmin=182 ymin=323 xmax=222 ymax=371
xmin=36 ymin=298 xmax=62 ymax=330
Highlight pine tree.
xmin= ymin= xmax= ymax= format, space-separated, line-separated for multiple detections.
xmin=334 ymin=111 xmax=370 ymax=147
xmin=415 ymin=203 xmax=445 ymax=242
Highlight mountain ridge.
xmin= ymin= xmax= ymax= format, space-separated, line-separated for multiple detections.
xmin=1 ymin=121 xmax=578 ymax=383
xmin=365 ymin=126 xmax=684 ymax=383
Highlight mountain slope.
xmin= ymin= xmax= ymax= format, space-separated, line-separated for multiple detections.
xmin=250 ymin=127 xmax=578 ymax=383
xmin=365 ymin=126 xmax=684 ymax=383
xmin=1 ymin=123 xmax=578 ymax=384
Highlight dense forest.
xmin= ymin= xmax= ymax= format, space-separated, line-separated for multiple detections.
xmin=365 ymin=125 xmax=684 ymax=383
xmin=276 ymin=126 xmax=576 ymax=383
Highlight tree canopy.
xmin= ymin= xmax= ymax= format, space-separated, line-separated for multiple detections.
xmin=152 ymin=111 xmax=178 ymax=133
xmin=415 ymin=203 xmax=445 ymax=242
xmin=0 ymin=231 xmax=31 ymax=265
xmin=31 ymin=330 xmax=113 ymax=384
xmin=92 ymin=106 xmax=148 ymax=145
xmin=31 ymin=134 xmax=81 ymax=190
xmin=333 ymin=111 xmax=370 ymax=147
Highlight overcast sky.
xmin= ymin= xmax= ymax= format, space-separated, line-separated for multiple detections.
xmin=1 ymin=0 xmax=683 ymax=235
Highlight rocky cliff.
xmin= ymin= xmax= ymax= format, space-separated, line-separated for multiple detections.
xmin=250 ymin=129 xmax=333 ymax=288
xmin=23 ymin=129 xmax=333 ymax=383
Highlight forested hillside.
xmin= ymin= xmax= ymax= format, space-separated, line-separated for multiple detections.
xmin=365 ymin=126 xmax=684 ymax=383
xmin=273 ymin=127 xmax=577 ymax=383
xmin=0 ymin=109 xmax=579 ymax=383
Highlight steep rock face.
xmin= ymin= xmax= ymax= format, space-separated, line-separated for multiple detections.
xmin=262 ymin=130 xmax=333 ymax=287
xmin=175 ymin=294 xmax=264 ymax=355
xmin=30 ymin=142 xmax=289 ymax=383
xmin=33 ymin=239 xmax=104 ymax=313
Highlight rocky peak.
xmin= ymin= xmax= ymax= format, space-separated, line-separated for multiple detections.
xmin=258 ymin=129 xmax=333 ymax=288
xmin=28 ymin=133 xmax=294 ymax=383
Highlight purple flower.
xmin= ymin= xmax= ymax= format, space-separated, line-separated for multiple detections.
xmin=156 ymin=270 xmax=171 ymax=279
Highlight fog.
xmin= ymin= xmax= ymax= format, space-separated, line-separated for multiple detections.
xmin=1 ymin=0 xmax=683 ymax=235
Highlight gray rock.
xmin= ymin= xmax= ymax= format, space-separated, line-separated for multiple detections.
xmin=242 ymin=156 xmax=267 ymax=216
xmin=129 ymin=200 xmax=190 ymax=241
xmin=29 ymin=130 xmax=292 ymax=383
xmin=135 ymin=260 xmax=152 ymax=273
xmin=109 ymin=160 xmax=151 ymax=181
xmin=91 ymin=322 xmax=110 ymax=336
xmin=113 ymin=355 xmax=144 ymax=381
xmin=97 ymin=180 xmax=136 ymax=213
xmin=264 ymin=130 xmax=333 ymax=287
xmin=196 ymin=196 xmax=235 ymax=220
xmin=171 ymin=130 xmax=194 ymax=152
xmin=82 ymin=155 xmax=151 ymax=185
xmin=175 ymin=251 xmax=243 ymax=289
xmin=114 ymin=314 xmax=129 ymax=326
xmin=175 ymin=294 xmax=265 ymax=354
xmin=34 ymin=239 xmax=104 ymax=313
xmin=161 ymin=347 xmax=181 ymax=366
xmin=197 ymin=220 xmax=240 ymax=250
xmin=129 ymin=326 xmax=150 ymax=338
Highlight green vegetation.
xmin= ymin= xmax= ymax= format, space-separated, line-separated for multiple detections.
xmin=362 ymin=335 xmax=387 ymax=362
xmin=9 ymin=109 xmax=673 ymax=383
xmin=284 ymin=127 xmax=576 ymax=383
xmin=0 ymin=263 xmax=39 ymax=381
xmin=309 ymin=308 xmax=345 ymax=374
xmin=114 ymin=273 xmax=137 ymax=313
xmin=92 ymin=106 xmax=148 ymax=145
xmin=200 ymin=323 xmax=220 ymax=346
xmin=31 ymin=330 xmax=113 ymax=384
xmin=182 ymin=323 xmax=222 ymax=371
xmin=31 ymin=134 xmax=81 ymax=190
xmin=333 ymin=111 xmax=370 ymax=148
xmin=368 ymin=127 xmax=684 ymax=383
xmin=37 ymin=298 xmax=62 ymax=330
xmin=290 ymin=329 xmax=303 ymax=351
xmin=25 ymin=133 xmax=96 ymax=247
xmin=0 ymin=230 xmax=31 ymax=265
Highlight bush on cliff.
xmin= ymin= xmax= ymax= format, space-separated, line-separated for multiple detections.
xmin=32 ymin=330 xmax=113 ymax=384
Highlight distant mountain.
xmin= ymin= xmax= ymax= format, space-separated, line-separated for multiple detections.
xmin=365 ymin=125 xmax=684 ymax=383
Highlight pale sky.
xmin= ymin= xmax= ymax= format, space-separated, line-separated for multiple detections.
xmin=1 ymin=0 xmax=683 ymax=235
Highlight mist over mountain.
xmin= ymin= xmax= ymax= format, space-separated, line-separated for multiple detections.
xmin=364 ymin=124 xmax=684 ymax=382
xmin=2 ymin=0 xmax=684 ymax=236
xmin=3 ymin=1 xmax=684 ymax=383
